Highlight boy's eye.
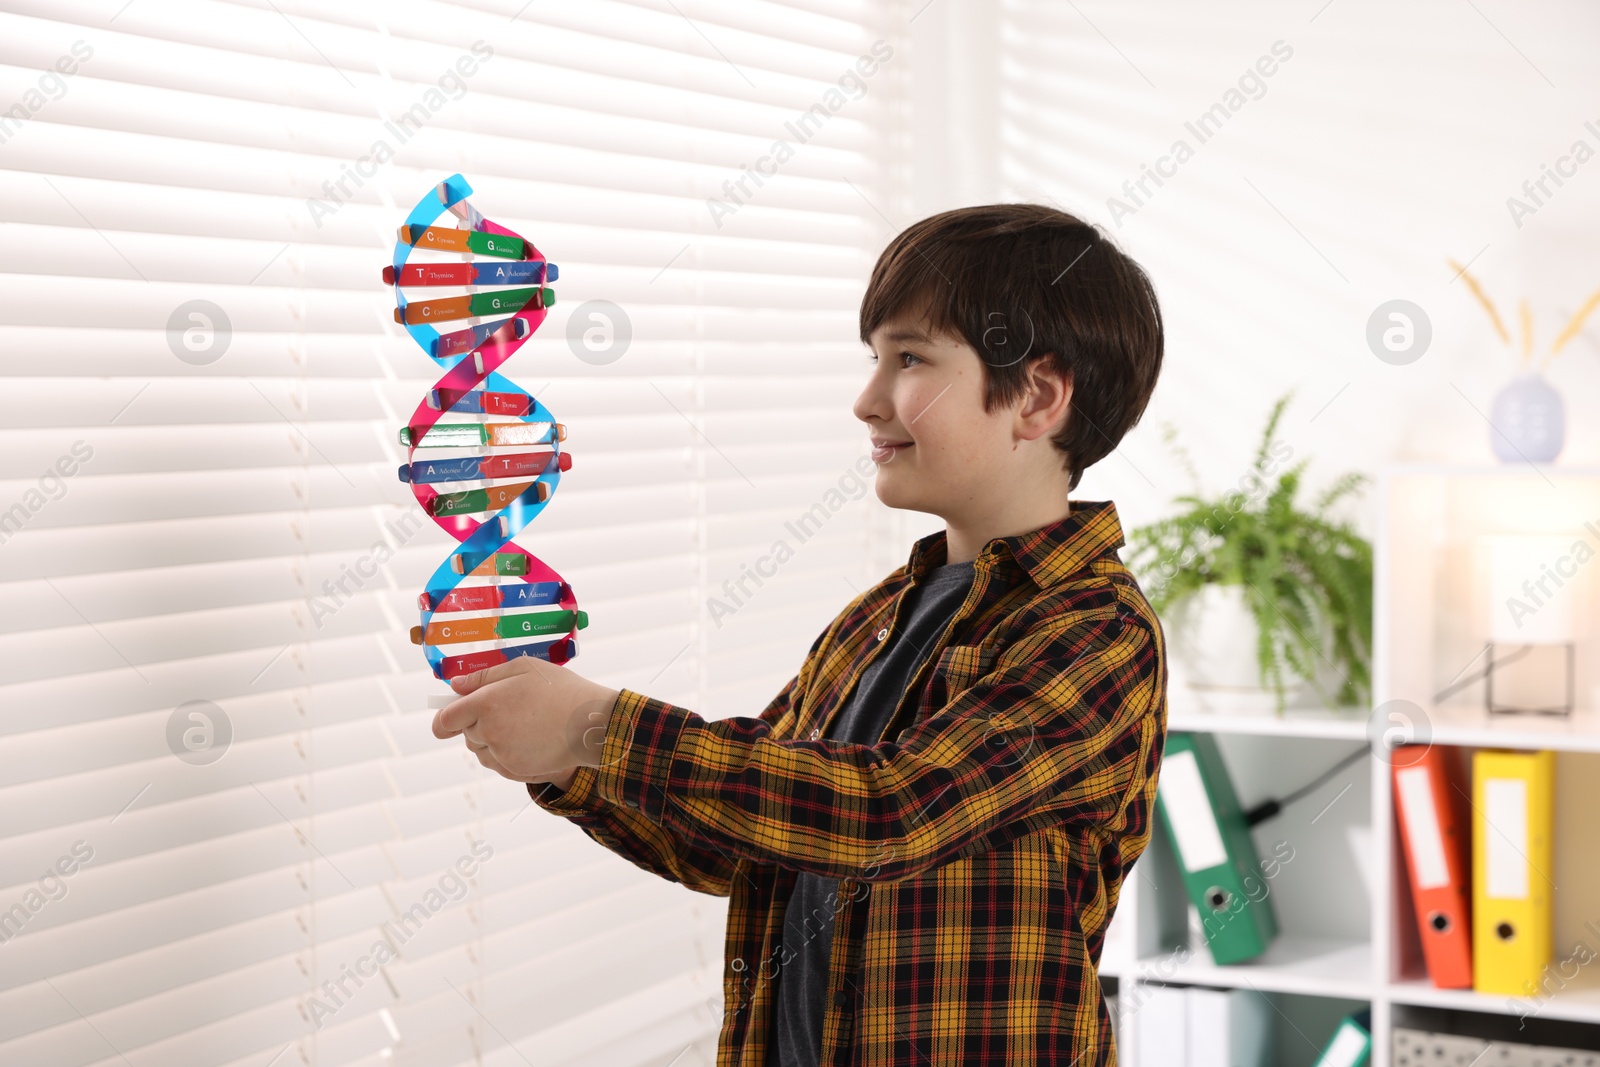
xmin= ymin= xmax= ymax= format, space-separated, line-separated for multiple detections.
xmin=867 ymin=351 xmax=922 ymax=367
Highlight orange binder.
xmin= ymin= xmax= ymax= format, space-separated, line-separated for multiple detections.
xmin=1392 ymin=746 xmax=1472 ymax=988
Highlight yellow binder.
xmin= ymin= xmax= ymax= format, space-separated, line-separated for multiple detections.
xmin=1471 ymin=748 xmax=1555 ymax=996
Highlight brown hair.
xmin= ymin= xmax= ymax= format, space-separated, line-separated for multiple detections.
xmin=859 ymin=203 xmax=1163 ymax=492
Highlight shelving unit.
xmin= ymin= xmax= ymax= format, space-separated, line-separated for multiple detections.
xmin=1106 ymin=463 xmax=1600 ymax=1067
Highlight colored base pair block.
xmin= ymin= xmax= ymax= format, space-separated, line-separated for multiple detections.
xmin=399 ymin=421 xmax=565 ymax=449
xmin=396 ymin=285 xmax=556 ymax=326
xmin=429 ymin=316 xmax=531 ymax=359
xmin=390 ymin=173 xmax=587 ymax=680
xmin=412 ymin=608 xmax=589 ymax=647
xmin=383 ymin=260 xmax=557 ymax=287
xmin=399 ymin=449 xmax=571 ymax=486
xmin=429 ymin=386 xmax=534 ymax=414
xmin=451 ymin=551 xmax=532 ymax=577
xmin=441 ymin=635 xmax=578 ymax=678
xmin=420 ymin=580 xmax=566 ymax=613
xmin=399 ymin=224 xmax=525 ymax=258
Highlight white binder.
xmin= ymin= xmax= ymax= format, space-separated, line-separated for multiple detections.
xmin=1187 ymin=987 xmax=1271 ymax=1067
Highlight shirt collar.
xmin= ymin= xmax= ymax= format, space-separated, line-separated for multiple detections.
xmin=904 ymin=500 xmax=1127 ymax=590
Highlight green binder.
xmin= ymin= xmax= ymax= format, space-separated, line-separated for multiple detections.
xmin=1154 ymin=731 xmax=1279 ymax=964
xmin=1312 ymin=1010 xmax=1371 ymax=1067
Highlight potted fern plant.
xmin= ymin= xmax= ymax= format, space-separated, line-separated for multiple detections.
xmin=1125 ymin=392 xmax=1373 ymax=715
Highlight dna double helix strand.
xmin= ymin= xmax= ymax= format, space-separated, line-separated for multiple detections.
xmin=387 ymin=174 xmax=587 ymax=681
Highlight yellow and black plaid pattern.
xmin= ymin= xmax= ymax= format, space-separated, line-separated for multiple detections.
xmin=531 ymin=499 xmax=1168 ymax=1066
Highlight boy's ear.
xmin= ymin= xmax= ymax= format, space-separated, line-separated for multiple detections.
xmin=1015 ymin=355 xmax=1072 ymax=441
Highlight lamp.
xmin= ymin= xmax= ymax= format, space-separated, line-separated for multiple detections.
xmin=1482 ymin=533 xmax=1581 ymax=716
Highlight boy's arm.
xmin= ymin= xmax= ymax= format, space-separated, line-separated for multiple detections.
xmin=580 ymin=604 xmax=1162 ymax=884
xmin=525 ymin=632 xmax=820 ymax=896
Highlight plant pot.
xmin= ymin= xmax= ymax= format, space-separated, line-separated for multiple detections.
xmin=1165 ymin=583 xmax=1311 ymax=714
xmin=1489 ymin=372 xmax=1564 ymax=463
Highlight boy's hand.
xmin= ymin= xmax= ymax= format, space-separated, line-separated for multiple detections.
xmin=432 ymin=658 xmax=622 ymax=784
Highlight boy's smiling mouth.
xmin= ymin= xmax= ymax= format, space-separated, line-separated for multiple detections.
xmin=870 ymin=436 xmax=913 ymax=462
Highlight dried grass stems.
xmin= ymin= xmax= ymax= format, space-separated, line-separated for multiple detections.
xmin=1448 ymin=258 xmax=1600 ymax=374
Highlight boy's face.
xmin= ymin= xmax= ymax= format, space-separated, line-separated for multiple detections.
xmin=854 ymin=312 xmax=1017 ymax=520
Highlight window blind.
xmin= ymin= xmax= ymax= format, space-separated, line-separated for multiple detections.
xmin=0 ymin=1 xmax=907 ymax=1063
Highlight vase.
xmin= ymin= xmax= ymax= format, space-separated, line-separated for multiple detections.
xmin=1166 ymin=583 xmax=1311 ymax=714
xmin=1489 ymin=373 xmax=1564 ymax=463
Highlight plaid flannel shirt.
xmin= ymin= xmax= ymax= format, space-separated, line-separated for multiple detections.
xmin=529 ymin=499 xmax=1167 ymax=1066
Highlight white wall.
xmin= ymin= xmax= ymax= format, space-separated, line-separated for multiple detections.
xmin=988 ymin=0 xmax=1600 ymax=547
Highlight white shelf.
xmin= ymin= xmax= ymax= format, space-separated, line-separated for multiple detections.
xmin=1420 ymin=702 xmax=1600 ymax=753
xmin=1388 ymin=976 xmax=1600 ymax=1026
xmin=1132 ymin=936 xmax=1373 ymax=1001
xmin=1167 ymin=701 xmax=1600 ymax=751
xmin=1167 ymin=704 xmax=1371 ymax=742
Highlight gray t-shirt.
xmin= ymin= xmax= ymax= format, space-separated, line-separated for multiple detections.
xmin=764 ymin=559 xmax=977 ymax=1067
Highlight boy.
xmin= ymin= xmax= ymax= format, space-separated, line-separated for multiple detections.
xmin=435 ymin=203 xmax=1168 ymax=1066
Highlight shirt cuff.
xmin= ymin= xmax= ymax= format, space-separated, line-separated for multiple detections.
xmin=522 ymin=688 xmax=692 ymax=819
xmin=588 ymin=687 xmax=694 ymax=819
xmin=525 ymin=764 xmax=606 ymax=815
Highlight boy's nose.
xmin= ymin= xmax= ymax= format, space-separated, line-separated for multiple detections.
xmin=853 ymin=368 xmax=893 ymax=425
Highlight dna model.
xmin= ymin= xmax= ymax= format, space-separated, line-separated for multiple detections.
xmin=387 ymin=174 xmax=586 ymax=681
